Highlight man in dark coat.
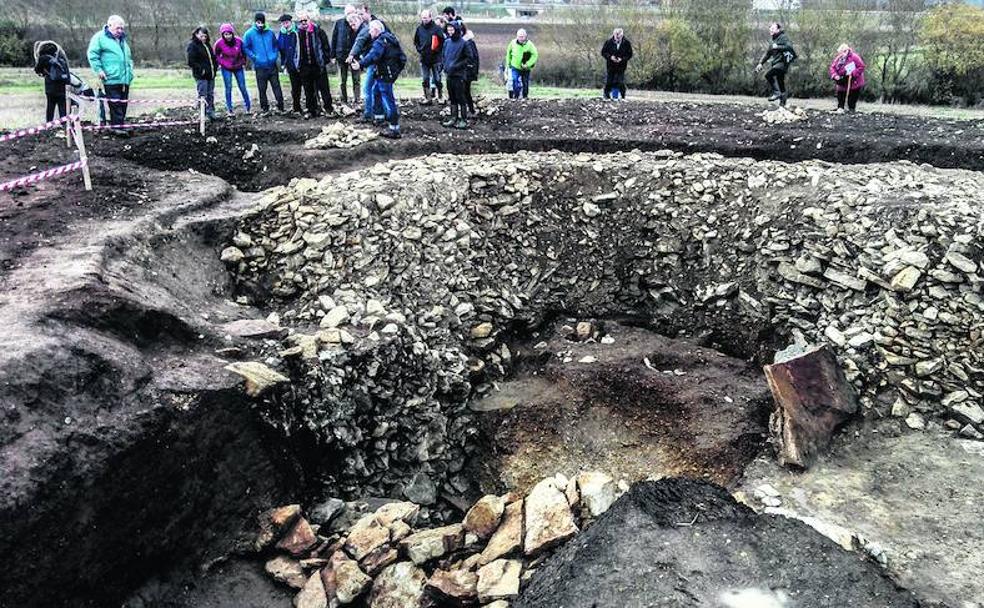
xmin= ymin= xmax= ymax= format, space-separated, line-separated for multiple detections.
xmin=277 ymin=14 xmax=303 ymax=113
xmin=332 ymin=5 xmax=360 ymax=104
xmin=601 ymin=28 xmax=633 ymax=100
xmin=413 ymin=9 xmax=444 ymax=105
xmin=294 ymin=12 xmax=330 ymax=117
xmin=755 ymin=22 xmax=796 ymax=107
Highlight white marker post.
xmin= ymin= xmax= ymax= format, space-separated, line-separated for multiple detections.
xmin=199 ymin=97 xmax=206 ymax=136
xmin=71 ymin=114 xmax=92 ymax=191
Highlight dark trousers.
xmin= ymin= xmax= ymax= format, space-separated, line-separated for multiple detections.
xmin=448 ymin=75 xmax=467 ymax=118
xmin=287 ymin=69 xmax=303 ymax=112
xmin=464 ymin=79 xmax=475 ymax=115
xmin=837 ymin=87 xmax=862 ymax=111
xmin=765 ymin=67 xmax=787 ymax=105
xmin=104 ymin=83 xmax=129 ymax=125
xmin=45 ymin=93 xmax=67 ymax=121
xmin=254 ymin=66 xmax=284 ymax=112
xmin=604 ymin=70 xmax=626 ymax=99
xmin=338 ymin=61 xmax=360 ymax=103
xmin=318 ymin=67 xmax=334 ymax=114
xmin=295 ymin=65 xmax=321 ymax=116
xmin=195 ymin=78 xmax=215 ymax=118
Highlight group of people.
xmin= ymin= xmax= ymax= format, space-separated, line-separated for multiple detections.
xmin=31 ymin=13 xmax=870 ymax=138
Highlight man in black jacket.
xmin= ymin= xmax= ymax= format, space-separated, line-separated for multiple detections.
xmin=314 ymin=15 xmax=335 ymax=115
xmin=294 ymin=12 xmax=330 ymax=117
xmin=332 ymin=5 xmax=360 ymax=104
xmin=755 ymin=22 xmax=796 ymax=107
xmin=601 ymin=28 xmax=633 ymax=100
xmin=414 ymin=9 xmax=444 ymax=105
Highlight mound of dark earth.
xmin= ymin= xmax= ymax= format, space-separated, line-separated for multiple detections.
xmin=516 ymin=478 xmax=921 ymax=608
xmin=471 ymin=321 xmax=772 ymax=492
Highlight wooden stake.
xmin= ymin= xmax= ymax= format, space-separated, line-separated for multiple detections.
xmin=199 ymin=97 xmax=206 ymax=136
xmin=72 ymin=115 xmax=92 ymax=191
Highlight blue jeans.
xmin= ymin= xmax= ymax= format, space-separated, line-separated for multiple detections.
xmin=221 ymin=67 xmax=251 ymax=112
xmin=195 ymin=78 xmax=215 ymax=118
xmin=510 ymin=68 xmax=530 ymax=99
xmin=375 ymin=80 xmax=399 ymax=131
xmin=361 ymin=64 xmax=385 ymax=120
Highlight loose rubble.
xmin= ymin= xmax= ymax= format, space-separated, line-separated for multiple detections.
xmin=253 ymin=471 xmax=623 ymax=607
xmin=224 ymin=150 xmax=984 ymax=505
xmin=304 ymin=122 xmax=379 ymax=149
xmin=760 ymin=106 xmax=807 ymax=124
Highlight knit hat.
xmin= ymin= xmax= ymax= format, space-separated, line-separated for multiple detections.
xmin=220 ymin=23 xmax=235 ymax=35
xmin=279 ymin=13 xmax=292 ymax=23
xmin=254 ymin=12 xmax=266 ymax=23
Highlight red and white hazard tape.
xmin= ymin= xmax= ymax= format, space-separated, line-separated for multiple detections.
xmin=0 ymin=160 xmax=86 ymax=192
xmin=0 ymin=115 xmax=75 ymax=144
xmin=81 ymin=119 xmax=199 ymax=132
xmin=72 ymin=94 xmax=199 ymax=106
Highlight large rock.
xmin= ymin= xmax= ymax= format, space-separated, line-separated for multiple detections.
xmin=463 ymin=495 xmax=506 ymax=539
xmin=477 ymin=559 xmax=522 ymax=603
xmin=225 ymin=361 xmax=289 ymax=397
xmin=294 ymin=572 xmax=328 ymax=608
xmin=265 ymin=555 xmax=307 ymax=589
xmin=332 ymin=554 xmax=372 ymax=604
xmin=276 ymin=516 xmax=319 ymax=557
xmin=369 ymin=562 xmax=428 ymax=608
xmin=256 ymin=504 xmax=302 ymax=551
xmin=523 ymin=478 xmax=579 ymax=555
xmin=220 ymin=318 xmax=288 ymax=339
xmin=399 ymin=524 xmax=465 ymax=565
xmin=479 ymin=499 xmax=523 ymax=565
xmin=426 ymin=569 xmax=479 ymax=606
xmin=575 ymin=471 xmax=617 ymax=517
xmin=344 ymin=515 xmax=391 ymax=561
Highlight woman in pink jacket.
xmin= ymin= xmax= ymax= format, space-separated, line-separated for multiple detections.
xmin=829 ymin=44 xmax=865 ymax=113
xmin=213 ymin=23 xmax=252 ymax=115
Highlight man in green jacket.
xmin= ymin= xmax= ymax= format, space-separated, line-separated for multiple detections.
xmin=87 ymin=14 xmax=134 ymax=127
xmin=505 ymin=29 xmax=537 ymax=100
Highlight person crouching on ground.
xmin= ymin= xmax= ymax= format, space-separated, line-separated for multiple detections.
xmin=755 ymin=22 xmax=796 ymax=107
xmin=461 ymin=23 xmax=479 ymax=118
xmin=414 ymin=9 xmax=444 ymax=105
xmin=34 ymin=41 xmax=70 ymax=121
xmin=601 ymin=28 xmax=633 ymax=100
xmin=187 ymin=26 xmax=217 ymax=120
xmin=829 ymin=44 xmax=865 ymax=113
xmin=352 ymin=20 xmax=406 ymax=139
xmin=214 ymin=24 xmax=251 ymax=116
xmin=441 ymin=20 xmax=475 ymax=129
xmin=505 ymin=28 xmax=537 ymax=100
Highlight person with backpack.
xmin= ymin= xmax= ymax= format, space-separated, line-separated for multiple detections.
xmin=352 ymin=20 xmax=406 ymax=138
xmin=505 ymin=29 xmax=537 ymax=100
xmin=461 ymin=22 xmax=479 ymax=117
xmin=87 ymin=15 xmax=134 ymax=127
xmin=348 ymin=6 xmax=388 ymax=124
xmin=242 ymin=12 xmax=285 ymax=114
xmin=332 ymin=5 xmax=360 ymax=105
xmin=33 ymin=41 xmax=71 ymax=121
xmin=187 ymin=26 xmax=218 ymax=120
xmin=441 ymin=19 xmax=475 ymax=129
xmin=755 ymin=22 xmax=796 ymax=107
xmin=829 ymin=44 xmax=866 ymax=113
xmin=414 ymin=9 xmax=444 ymax=105
xmin=601 ymin=28 xmax=633 ymax=100
xmin=214 ymin=23 xmax=251 ymax=116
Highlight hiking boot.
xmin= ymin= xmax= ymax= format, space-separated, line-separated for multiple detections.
xmin=441 ymin=117 xmax=456 ymax=128
xmin=453 ymin=118 xmax=468 ymax=130
xmin=768 ymin=92 xmax=782 ymax=101
xmin=380 ymin=128 xmax=401 ymax=139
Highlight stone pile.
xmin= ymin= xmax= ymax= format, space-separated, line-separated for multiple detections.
xmin=305 ymin=122 xmax=379 ymax=149
xmin=255 ymin=471 xmax=621 ymax=607
xmin=224 ymin=150 xmax=984 ymax=501
xmin=760 ymin=106 xmax=807 ymax=124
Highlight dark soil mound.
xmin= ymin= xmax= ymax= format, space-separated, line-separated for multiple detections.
xmin=516 ymin=478 xmax=921 ymax=608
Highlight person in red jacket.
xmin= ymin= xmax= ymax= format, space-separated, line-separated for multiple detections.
xmin=213 ymin=23 xmax=252 ymax=115
xmin=829 ymin=43 xmax=865 ymax=113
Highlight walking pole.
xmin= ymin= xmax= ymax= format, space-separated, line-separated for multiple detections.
xmin=72 ymin=113 xmax=92 ymax=191
xmin=846 ymin=73 xmax=853 ymax=109
xmin=199 ymin=97 xmax=206 ymax=136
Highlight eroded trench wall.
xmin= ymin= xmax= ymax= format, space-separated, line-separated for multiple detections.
xmin=227 ymin=150 xmax=984 ymax=510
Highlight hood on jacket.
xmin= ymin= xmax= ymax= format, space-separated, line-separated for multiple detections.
xmin=33 ymin=40 xmax=66 ymax=63
xmin=220 ymin=23 xmax=235 ymax=35
xmin=104 ymin=25 xmax=127 ymax=41
xmin=463 ymin=29 xmax=474 ymax=42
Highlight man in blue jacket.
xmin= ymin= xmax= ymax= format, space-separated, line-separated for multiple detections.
xmin=242 ymin=12 xmax=285 ymax=113
xmin=352 ymin=20 xmax=405 ymax=138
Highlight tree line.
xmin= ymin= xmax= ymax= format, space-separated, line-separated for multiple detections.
xmin=2 ymin=0 xmax=984 ymax=106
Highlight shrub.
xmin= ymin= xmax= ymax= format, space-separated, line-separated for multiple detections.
xmin=921 ymin=3 xmax=984 ymax=105
xmin=0 ymin=20 xmax=31 ymax=67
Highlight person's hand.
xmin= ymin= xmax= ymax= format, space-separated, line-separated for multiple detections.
xmin=330 ymin=58 xmax=336 ymax=64
xmin=771 ymin=43 xmax=778 ymax=49
xmin=98 ymin=71 xmax=107 ymax=81
xmin=351 ymin=60 xmax=361 ymax=71
xmin=754 ymin=63 xmax=763 ymax=73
